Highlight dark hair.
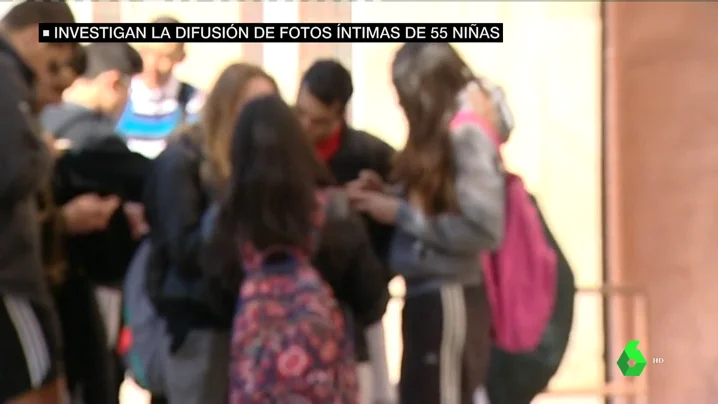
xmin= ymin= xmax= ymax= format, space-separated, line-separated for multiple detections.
xmin=82 ymin=43 xmax=143 ymax=78
xmin=2 ymin=0 xmax=75 ymax=30
xmin=300 ymin=59 xmax=353 ymax=112
xmin=220 ymin=95 xmax=334 ymax=250
xmin=68 ymin=45 xmax=87 ymax=76
xmin=208 ymin=95 xmax=334 ymax=286
xmin=391 ymin=43 xmax=473 ymax=214
xmin=151 ymin=15 xmax=181 ymax=24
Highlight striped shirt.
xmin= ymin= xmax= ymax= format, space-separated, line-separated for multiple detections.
xmin=116 ymin=76 xmax=203 ymax=159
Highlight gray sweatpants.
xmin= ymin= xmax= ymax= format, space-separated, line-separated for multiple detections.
xmin=162 ymin=330 xmax=230 ymax=404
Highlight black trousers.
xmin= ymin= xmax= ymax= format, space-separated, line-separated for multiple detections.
xmin=399 ymin=284 xmax=491 ymax=404
xmin=53 ymin=275 xmax=117 ymax=404
xmin=0 ymin=294 xmax=61 ymax=402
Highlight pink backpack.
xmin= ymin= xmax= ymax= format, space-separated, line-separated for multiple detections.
xmin=451 ymin=110 xmax=557 ymax=353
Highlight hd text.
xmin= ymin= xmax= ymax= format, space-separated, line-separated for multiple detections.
xmin=39 ymin=23 xmax=504 ymax=43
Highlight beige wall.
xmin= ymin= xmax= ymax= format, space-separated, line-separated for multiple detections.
xmin=121 ymin=2 xmax=245 ymax=89
xmin=606 ymin=2 xmax=718 ymax=403
xmin=0 ymin=1 xmax=604 ymax=401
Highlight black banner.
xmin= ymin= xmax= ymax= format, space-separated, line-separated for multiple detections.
xmin=39 ymin=22 xmax=504 ymax=43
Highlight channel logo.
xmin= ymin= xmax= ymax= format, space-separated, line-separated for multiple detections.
xmin=617 ymin=340 xmax=647 ymax=376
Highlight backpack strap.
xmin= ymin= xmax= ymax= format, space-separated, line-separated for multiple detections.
xmin=239 ymin=188 xmax=342 ymax=273
xmin=241 ymin=244 xmax=309 ymax=272
xmin=176 ymin=82 xmax=194 ymax=124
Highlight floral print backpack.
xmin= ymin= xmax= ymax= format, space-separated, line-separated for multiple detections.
xmin=229 ymin=190 xmax=358 ymax=404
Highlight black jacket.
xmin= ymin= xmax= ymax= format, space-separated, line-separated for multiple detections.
xmin=44 ymin=106 xmax=152 ymax=403
xmin=324 ymin=125 xmax=395 ymax=275
xmin=0 ymin=37 xmax=54 ymax=306
xmin=52 ymin=273 xmax=115 ymax=404
xmin=45 ymin=103 xmax=151 ymax=285
xmin=325 ymin=126 xmax=394 ymax=182
xmin=307 ymin=192 xmax=391 ymax=327
xmin=323 ymin=125 xmax=396 ymax=361
xmin=143 ymin=134 xmax=221 ymax=350
xmin=52 ymin=135 xmax=151 ymax=285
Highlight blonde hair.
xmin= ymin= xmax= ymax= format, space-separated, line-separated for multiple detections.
xmin=195 ymin=63 xmax=277 ymax=191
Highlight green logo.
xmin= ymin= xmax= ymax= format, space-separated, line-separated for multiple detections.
xmin=617 ymin=340 xmax=647 ymax=376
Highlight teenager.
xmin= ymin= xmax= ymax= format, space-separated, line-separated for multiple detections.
xmin=42 ymin=42 xmax=149 ymax=404
xmin=207 ymin=94 xmax=390 ymax=402
xmin=43 ymin=43 xmax=143 ymax=149
xmin=348 ymin=43 xmax=506 ymax=404
xmin=34 ymin=45 xmax=85 ymax=114
xmin=296 ymin=59 xmax=396 ymax=404
xmin=116 ymin=16 xmax=203 ymax=159
xmin=0 ymin=1 xmax=79 ymax=403
xmin=143 ymin=63 xmax=276 ymax=404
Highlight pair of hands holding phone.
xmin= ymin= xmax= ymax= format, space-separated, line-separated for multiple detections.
xmin=348 ymin=80 xmax=498 ymax=224
xmin=44 ymin=133 xmax=149 ymax=239
xmin=346 ymin=170 xmax=399 ymax=225
xmin=61 ymin=194 xmax=148 ymax=240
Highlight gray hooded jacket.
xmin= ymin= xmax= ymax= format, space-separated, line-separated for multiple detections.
xmin=41 ymin=102 xmax=118 ymax=150
xmin=389 ymin=80 xmax=514 ymax=296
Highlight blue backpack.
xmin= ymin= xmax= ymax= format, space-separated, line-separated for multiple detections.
xmin=120 ymin=241 xmax=167 ymax=394
xmin=120 ymin=206 xmax=221 ymax=393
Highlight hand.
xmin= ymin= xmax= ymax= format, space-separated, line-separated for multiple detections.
xmin=62 ymin=193 xmax=121 ymax=235
xmin=123 ymin=202 xmax=149 ymax=240
xmin=346 ymin=169 xmax=386 ymax=194
xmin=460 ymin=81 xmax=500 ymax=135
xmin=43 ymin=133 xmax=60 ymax=158
xmin=54 ymin=138 xmax=72 ymax=152
xmin=43 ymin=133 xmax=71 ymax=158
xmin=349 ymin=191 xmax=401 ymax=225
